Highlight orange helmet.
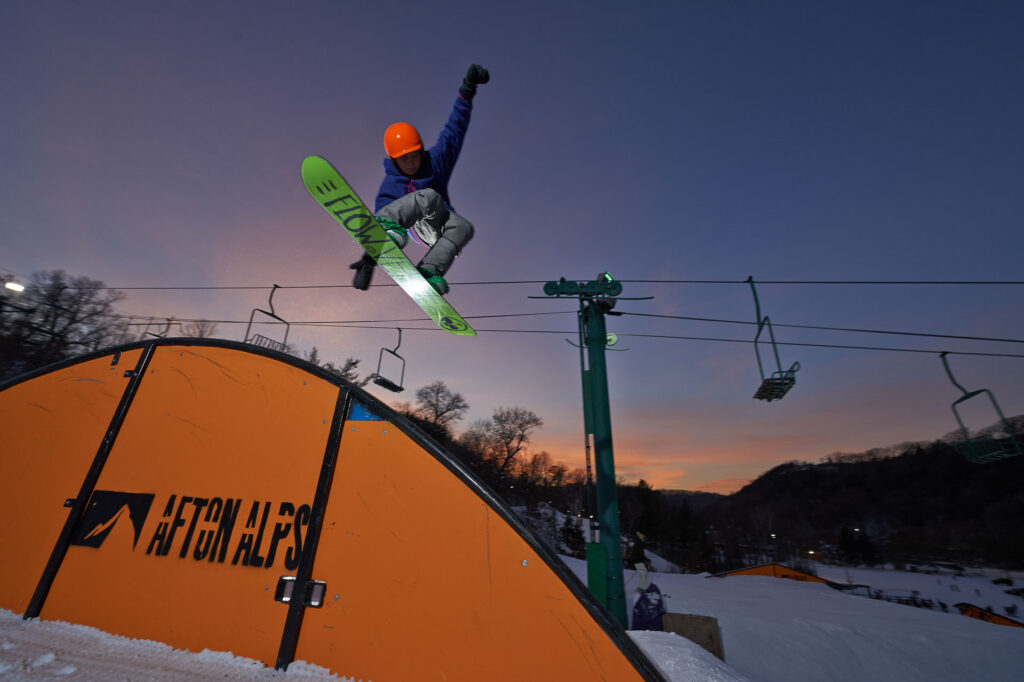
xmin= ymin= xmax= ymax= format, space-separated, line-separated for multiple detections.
xmin=383 ymin=122 xmax=423 ymax=158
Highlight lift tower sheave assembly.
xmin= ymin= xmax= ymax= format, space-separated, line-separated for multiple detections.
xmin=537 ymin=273 xmax=652 ymax=628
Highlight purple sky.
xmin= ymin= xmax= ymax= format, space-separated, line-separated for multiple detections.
xmin=3 ymin=1 xmax=1023 ymax=493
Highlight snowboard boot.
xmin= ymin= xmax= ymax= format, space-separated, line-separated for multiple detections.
xmin=417 ymin=265 xmax=449 ymax=295
xmin=376 ymin=217 xmax=408 ymax=248
xmin=349 ymin=252 xmax=376 ymax=290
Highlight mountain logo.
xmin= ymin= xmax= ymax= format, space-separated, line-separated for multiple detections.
xmin=72 ymin=490 xmax=155 ymax=550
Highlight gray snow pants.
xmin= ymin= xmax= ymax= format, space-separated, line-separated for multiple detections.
xmin=375 ymin=188 xmax=474 ymax=276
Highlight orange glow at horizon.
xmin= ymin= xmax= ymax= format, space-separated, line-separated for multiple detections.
xmin=530 ymin=434 xmax=760 ymax=496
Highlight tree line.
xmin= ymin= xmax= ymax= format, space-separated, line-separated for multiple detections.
xmin=697 ymin=436 xmax=1024 ymax=571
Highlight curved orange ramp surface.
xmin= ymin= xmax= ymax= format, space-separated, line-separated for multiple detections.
xmin=0 ymin=340 xmax=660 ymax=681
xmin=298 ymin=420 xmax=645 ymax=680
xmin=0 ymin=348 xmax=144 ymax=612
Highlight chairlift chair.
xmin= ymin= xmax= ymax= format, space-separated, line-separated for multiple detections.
xmin=748 ymin=277 xmax=800 ymax=401
xmin=940 ymin=352 xmax=1022 ymax=463
xmin=369 ymin=328 xmax=406 ymax=393
xmin=244 ymin=284 xmax=290 ymax=353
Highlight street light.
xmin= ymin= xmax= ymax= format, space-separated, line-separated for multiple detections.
xmin=2 ymin=278 xmax=28 ymax=316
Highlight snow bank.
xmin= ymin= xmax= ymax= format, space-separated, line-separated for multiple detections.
xmin=0 ymin=609 xmax=344 ymax=681
xmin=629 ymin=630 xmax=749 ymax=681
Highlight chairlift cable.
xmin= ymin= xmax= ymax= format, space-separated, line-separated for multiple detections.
xmin=609 ymin=333 xmax=1024 ymax=358
xmin=116 ymin=310 xmax=575 ymax=326
xmin=620 ymin=279 xmax=1024 ymax=286
xmin=116 ymin=309 xmax=1024 ymax=347
xmin=109 ymin=316 xmax=1024 ymax=357
xmin=618 ymin=312 xmax=1024 ymax=345
xmin=256 ymin=323 xmax=1024 ymax=357
xmin=61 ymin=279 xmax=1024 ymax=291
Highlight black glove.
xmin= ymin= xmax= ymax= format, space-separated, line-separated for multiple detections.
xmin=350 ymin=253 xmax=376 ymax=290
xmin=459 ymin=64 xmax=490 ymax=100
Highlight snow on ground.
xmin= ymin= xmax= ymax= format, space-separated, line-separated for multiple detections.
xmin=3 ymin=561 xmax=1024 ymax=681
xmin=564 ymin=558 xmax=1024 ymax=682
xmin=814 ymin=563 xmax=1024 ymax=616
xmin=0 ymin=609 xmax=345 ymax=681
xmin=629 ymin=631 xmax=749 ymax=681
xmin=0 ymin=607 xmax=714 ymax=682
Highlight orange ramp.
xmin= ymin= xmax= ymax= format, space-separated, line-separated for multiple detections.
xmin=955 ymin=603 xmax=1024 ymax=628
xmin=0 ymin=339 xmax=662 ymax=681
xmin=715 ymin=563 xmax=829 ymax=584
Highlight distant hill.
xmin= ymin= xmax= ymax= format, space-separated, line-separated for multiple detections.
xmin=658 ymin=489 xmax=723 ymax=512
xmin=396 ymin=406 xmax=1023 ymax=571
xmin=696 ymin=418 xmax=1024 ymax=569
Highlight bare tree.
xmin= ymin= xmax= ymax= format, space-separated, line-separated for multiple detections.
xmin=304 ymin=347 xmax=370 ymax=387
xmin=413 ymin=380 xmax=469 ymax=432
xmin=325 ymin=358 xmax=370 ymax=387
xmin=1 ymin=270 xmax=127 ymax=380
xmin=391 ymin=400 xmax=414 ymax=416
xmin=521 ymin=451 xmax=553 ymax=489
xmin=547 ymin=461 xmax=569 ymax=489
xmin=463 ymin=406 xmax=544 ymax=474
xmin=180 ymin=319 xmax=219 ymax=338
xmin=459 ymin=419 xmax=492 ymax=455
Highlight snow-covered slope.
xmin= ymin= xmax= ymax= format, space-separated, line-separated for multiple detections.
xmin=814 ymin=563 xmax=1022 ymax=615
xmin=4 ymin=562 xmax=1023 ymax=681
xmin=564 ymin=558 xmax=1024 ymax=682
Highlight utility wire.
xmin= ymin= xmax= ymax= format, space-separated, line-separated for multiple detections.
xmin=608 ymin=332 xmax=1024 ymax=359
xmin=70 ymin=281 xmax=550 ymax=291
xmin=618 ymin=312 xmax=1024 ymax=345
xmin=59 ymin=279 xmax=1024 ymax=357
xmin=65 ymin=279 xmax=1024 ymax=291
xmin=621 ymin=279 xmax=1024 ymax=285
xmin=118 ymin=310 xmax=574 ymax=326
xmin=301 ymin=311 xmax=572 ymax=324
xmin=141 ymin=314 xmax=1024 ymax=358
xmin=118 ymin=308 xmax=1024 ymax=348
xmin=467 ymin=327 xmax=1024 ymax=358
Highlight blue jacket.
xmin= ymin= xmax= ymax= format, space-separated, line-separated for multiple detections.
xmin=374 ymin=93 xmax=473 ymax=214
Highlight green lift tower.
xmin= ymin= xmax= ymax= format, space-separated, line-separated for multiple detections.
xmin=539 ymin=273 xmax=650 ymax=628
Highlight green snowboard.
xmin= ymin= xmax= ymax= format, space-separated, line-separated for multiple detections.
xmin=301 ymin=155 xmax=476 ymax=337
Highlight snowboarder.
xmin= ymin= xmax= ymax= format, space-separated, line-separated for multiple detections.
xmin=350 ymin=64 xmax=490 ymax=295
xmin=630 ymin=531 xmax=650 ymax=591
xmin=631 ymin=583 xmax=666 ymax=631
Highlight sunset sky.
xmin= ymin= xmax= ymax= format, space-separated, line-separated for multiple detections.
xmin=3 ymin=1 xmax=1023 ymax=494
